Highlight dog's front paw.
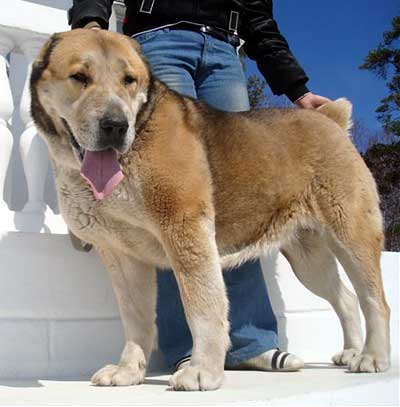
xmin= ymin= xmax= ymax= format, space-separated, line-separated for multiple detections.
xmin=332 ymin=348 xmax=360 ymax=366
xmin=91 ymin=364 xmax=145 ymax=386
xmin=348 ymin=353 xmax=390 ymax=373
xmin=169 ymin=365 xmax=224 ymax=391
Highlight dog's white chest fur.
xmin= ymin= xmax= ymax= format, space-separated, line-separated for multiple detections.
xmin=56 ymin=170 xmax=169 ymax=267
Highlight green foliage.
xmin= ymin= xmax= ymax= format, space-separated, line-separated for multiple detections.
xmin=360 ymin=16 xmax=400 ymax=137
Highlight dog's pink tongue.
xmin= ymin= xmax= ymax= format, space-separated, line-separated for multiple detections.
xmin=80 ymin=150 xmax=124 ymax=200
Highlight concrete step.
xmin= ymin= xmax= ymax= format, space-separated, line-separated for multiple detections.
xmin=0 ymin=231 xmax=398 ymax=405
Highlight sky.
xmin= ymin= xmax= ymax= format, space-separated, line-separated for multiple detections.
xmin=245 ymin=0 xmax=398 ymax=135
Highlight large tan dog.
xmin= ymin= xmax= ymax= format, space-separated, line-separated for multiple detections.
xmin=30 ymin=29 xmax=390 ymax=391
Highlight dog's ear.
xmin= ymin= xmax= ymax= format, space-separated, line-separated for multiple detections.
xmin=126 ymin=36 xmax=153 ymax=80
xmin=127 ymin=36 xmax=142 ymax=54
xmin=31 ymin=33 xmax=62 ymax=85
xmin=30 ymin=33 xmax=62 ymax=137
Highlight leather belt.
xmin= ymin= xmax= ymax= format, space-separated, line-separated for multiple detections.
xmin=171 ymin=22 xmax=240 ymax=47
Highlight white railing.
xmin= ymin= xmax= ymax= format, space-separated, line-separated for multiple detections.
xmin=0 ymin=0 xmax=118 ymax=233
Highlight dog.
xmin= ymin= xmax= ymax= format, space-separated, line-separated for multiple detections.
xmin=30 ymin=29 xmax=390 ymax=391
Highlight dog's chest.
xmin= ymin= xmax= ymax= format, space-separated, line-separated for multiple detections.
xmin=56 ymin=170 xmax=168 ymax=266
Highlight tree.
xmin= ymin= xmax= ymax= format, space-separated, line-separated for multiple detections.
xmin=363 ymin=141 xmax=400 ymax=251
xmin=241 ymin=49 xmax=291 ymax=109
xmin=247 ymin=74 xmax=268 ymax=108
xmin=350 ymin=118 xmax=397 ymax=152
xmin=350 ymin=118 xmax=373 ymax=152
xmin=247 ymin=73 xmax=292 ymax=109
xmin=360 ymin=16 xmax=400 ymax=137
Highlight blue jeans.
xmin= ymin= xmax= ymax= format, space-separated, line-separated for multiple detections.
xmin=135 ymin=28 xmax=278 ymax=368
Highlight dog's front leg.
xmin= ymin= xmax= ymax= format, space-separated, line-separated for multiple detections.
xmin=162 ymin=216 xmax=230 ymax=391
xmin=92 ymin=248 xmax=156 ymax=386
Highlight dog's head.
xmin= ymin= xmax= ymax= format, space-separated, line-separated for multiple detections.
xmin=30 ymin=29 xmax=151 ymax=199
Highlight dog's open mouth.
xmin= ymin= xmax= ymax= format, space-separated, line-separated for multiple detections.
xmin=69 ymin=133 xmax=124 ymax=201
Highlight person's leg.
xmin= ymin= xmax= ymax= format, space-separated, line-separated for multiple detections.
xmin=195 ymin=34 xmax=303 ymax=370
xmin=195 ymin=35 xmax=250 ymax=112
xmin=135 ymin=28 xmax=199 ymax=99
xmin=136 ymin=28 xmax=200 ymax=369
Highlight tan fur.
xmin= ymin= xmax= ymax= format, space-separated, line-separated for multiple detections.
xmin=317 ymin=98 xmax=353 ymax=132
xmin=30 ymin=30 xmax=391 ymax=391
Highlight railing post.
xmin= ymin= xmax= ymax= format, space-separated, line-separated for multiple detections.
xmin=19 ymin=60 xmax=49 ymax=214
xmin=0 ymin=53 xmax=14 ymax=215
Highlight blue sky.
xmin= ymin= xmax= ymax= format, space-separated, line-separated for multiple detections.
xmin=245 ymin=0 xmax=398 ymax=134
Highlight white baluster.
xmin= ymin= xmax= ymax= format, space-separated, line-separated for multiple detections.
xmin=0 ymin=2 xmax=82 ymax=233
xmin=0 ymin=50 xmax=14 ymax=220
xmin=19 ymin=40 xmax=49 ymax=214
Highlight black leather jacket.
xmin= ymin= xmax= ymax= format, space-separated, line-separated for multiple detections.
xmin=69 ymin=0 xmax=309 ymax=101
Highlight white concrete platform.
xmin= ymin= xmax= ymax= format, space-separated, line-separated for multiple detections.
xmin=0 ymin=232 xmax=399 ymax=404
xmin=0 ymin=364 xmax=398 ymax=406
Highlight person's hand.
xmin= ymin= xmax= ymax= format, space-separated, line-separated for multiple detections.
xmin=295 ymin=92 xmax=331 ymax=109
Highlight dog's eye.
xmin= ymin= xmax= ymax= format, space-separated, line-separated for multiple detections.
xmin=70 ymin=73 xmax=89 ymax=87
xmin=124 ymin=75 xmax=136 ymax=86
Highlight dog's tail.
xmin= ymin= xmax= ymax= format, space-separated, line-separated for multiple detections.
xmin=317 ymin=98 xmax=353 ymax=133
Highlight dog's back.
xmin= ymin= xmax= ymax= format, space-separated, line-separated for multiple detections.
xmin=193 ymin=98 xmax=376 ymax=258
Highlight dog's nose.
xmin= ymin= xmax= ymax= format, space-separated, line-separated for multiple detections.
xmin=99 ymin=116 xmax=129 ymax=150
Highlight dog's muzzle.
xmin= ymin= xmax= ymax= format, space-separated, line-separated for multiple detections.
xmin=98 ymin=115 xmax=129 ymax=152
xmin=62 ymin=116 xmax=126 ymax=201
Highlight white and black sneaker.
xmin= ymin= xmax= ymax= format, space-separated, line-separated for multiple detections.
xmin=174 ymin=349 xmax=303 ymax=372
xmin=231 ymin=349 xmax=304 ymax=372
xmin=174 ymin=356 xmax=191 ymax=372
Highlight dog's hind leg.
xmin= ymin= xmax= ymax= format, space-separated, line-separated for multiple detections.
xmin=326 ymin=221 xmax=390 ymax=373
xmin=92 ymin=249 xmax=157 ymax=386
xmin=281 ymin=229 xmax=363 ymax=366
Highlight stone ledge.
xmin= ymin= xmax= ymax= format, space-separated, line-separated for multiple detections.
xmin=0 ymin=1 xmax=69 ymax=37
xmin=0 ymin=232 xmax=119 ymax=320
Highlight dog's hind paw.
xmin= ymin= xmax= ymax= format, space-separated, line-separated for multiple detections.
xmin=348 ymin=353 xmax=390 ymax=373
xmin=91 ymin=364 xmax=145 ymax=386
xmin=332 ymin=348 xmax=360 ymax=366
xmin=169 ymin=365 xmax=224 ymax=391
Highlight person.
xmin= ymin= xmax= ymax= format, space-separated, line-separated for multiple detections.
xmin=68 ymin=0 xmax=330 ymax=372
